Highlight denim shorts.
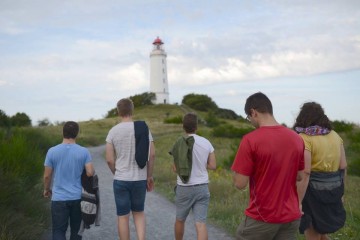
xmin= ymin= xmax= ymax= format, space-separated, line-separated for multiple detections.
xmin=113 ymin=180 xmax=147 ymax=216
xmin=175 ymin=184 xmax=210 ymax=223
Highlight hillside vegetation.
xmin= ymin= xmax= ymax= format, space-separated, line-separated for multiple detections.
xmin=1 ymin=104 xmax=359 ymax=239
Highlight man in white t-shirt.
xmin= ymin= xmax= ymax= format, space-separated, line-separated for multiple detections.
xmin=171 ymin=112 xmax=216 ymax=240
xmin=105 ymin=98 xmax=155 ymax=240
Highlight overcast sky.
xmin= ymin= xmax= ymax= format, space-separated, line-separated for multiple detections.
xmin=1 ymin=0 xmax=359 ymax=126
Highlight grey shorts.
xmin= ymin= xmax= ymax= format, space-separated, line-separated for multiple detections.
xmin=236 ymin=216 xmax=300 ymax=240
xmin=175 ymin=184 xmax=210 ymax=223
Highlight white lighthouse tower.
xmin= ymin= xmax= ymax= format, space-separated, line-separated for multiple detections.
xmin=150 ymin=36 xmax=169 ymax=104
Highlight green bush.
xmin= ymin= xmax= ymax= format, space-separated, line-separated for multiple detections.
xmin=164 ymin=116 xmax=183 ymax=124
xmin=215 ymin=108 xmax=239 ymax=120
xmin=205 ymin=111 xmax=220 ymax=127
xmin=212 ymin=124 xmax=254 ymax=138
xmin=182 ymin=93 xmax=218 ymax=112
xmin=347 ymin=131 xmax=360 ymax=176
xmin=222 ymin=140 xmax=240 ymax=168
xmin=0 ymin=128 xmax=52 ymax=239
xmin=332 ymin=120 xmax=354 ymax=133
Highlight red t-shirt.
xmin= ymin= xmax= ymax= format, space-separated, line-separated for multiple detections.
xmin=231 ymin=125 xmax=304 ymax=223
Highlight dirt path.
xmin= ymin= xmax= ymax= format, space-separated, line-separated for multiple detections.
xmin=43 ymin=145 xmax=235 ymax=240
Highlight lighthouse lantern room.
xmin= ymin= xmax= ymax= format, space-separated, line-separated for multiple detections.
xmin=150 ymin=36 xmax=169 ymax=104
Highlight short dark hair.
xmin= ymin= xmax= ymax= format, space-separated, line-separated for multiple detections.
xmin=117 ymin=98 xmax=134 ymax=117
xmin=293 ymin=102 xmax=332 ymax=130
xmin=63 ymin=121 xmax=79 ymax=139
xmin=183 ymin=112 xmax=197 ymax=133
xmin=244 ymin=92 xmax=273 ymax=115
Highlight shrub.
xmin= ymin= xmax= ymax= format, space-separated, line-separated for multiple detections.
xmin=212 ymin=124 xmax=254 ymax=138
xmin=164 ymin=116 xmax=183 ymax=124
xmin=332 ymin=120 xmax=354 ymax=133
xmin=215 ymin=108 xmax=239 ymax=120
xmin=347 ymin=131 xmax=360 ymax=176
xmin=0 ymin=128 xmax=52 ymax=239
xmin=205 ymin=111 xmax=220 ymax=127
xmin=182 ymin=93 xmax=218 ymax=112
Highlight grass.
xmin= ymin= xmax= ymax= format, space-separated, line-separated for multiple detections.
xmin=1 ymin=103 xmax=359 ymax=239
xmin=0 ymin=128 xmax=52 ymax=240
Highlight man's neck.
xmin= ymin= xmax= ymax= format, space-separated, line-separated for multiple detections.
xmin=121 ymin=116 xmax=133 ymax=122
xmin=63 ymin=138 xmax=76 ymax=144
xmin=257 ymin=114 xmax=280 ymax=127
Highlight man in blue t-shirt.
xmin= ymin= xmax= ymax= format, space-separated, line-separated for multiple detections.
xmin=43 ymin=121 xmax=94 ymax=240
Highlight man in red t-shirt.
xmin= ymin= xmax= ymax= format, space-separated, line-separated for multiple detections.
xmin=231 ymin=92 xmax=304 ymax=240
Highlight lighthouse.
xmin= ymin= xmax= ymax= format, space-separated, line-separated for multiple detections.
xmin=150 ymin=36 xmax=169 ymax=104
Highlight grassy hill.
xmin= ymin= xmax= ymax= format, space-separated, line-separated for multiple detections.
xmin=1 ymin=104 xmax=359 ymax=239
xmin=74 ymin=104 xmax=359 ymax=239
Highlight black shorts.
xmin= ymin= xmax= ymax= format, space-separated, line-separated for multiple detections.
xmin=299 ymin=171 xmax=346 ymax=234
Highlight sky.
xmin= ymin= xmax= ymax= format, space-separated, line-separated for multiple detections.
xmin=0 ymin=0 xmax=359 ymax=126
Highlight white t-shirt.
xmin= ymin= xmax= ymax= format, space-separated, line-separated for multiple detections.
xmin=177 ymin=134 xmax=214 ymax=186
xmin=106 ymin=122 xmax=153 ymax=181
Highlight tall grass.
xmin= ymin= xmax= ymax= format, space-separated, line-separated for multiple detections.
xmin=130 ymin=105 xmax=360 ymax=239
xmin=2 ymin=104 xmax=359 ymax=239
xmin=0 ymin=128 xmax=54 ymax=240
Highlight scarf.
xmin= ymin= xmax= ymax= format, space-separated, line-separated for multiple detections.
xmin=295 ymin=125 xmax=330 ymax=136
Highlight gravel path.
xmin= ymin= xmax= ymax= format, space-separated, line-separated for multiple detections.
xmin=43 ymin=145 xmax=235 ymax=240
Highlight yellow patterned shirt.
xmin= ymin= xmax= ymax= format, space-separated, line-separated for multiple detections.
xmin=299 ymin=130 xmax=343 ymax=172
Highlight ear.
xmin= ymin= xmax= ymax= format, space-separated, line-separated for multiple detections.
xmin=251 ymin=108 xmax=258 ymax=118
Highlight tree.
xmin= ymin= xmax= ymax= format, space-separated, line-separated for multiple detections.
xmin=10 ymin=112 xmax=31 ymax=127
xmin=105 ymin=108 xmax=118 ymax=118
xmin=130 ymin=92 xmax=156 ymax=107
xmin=182 ymin=93 xmax=218 ymax=112
xmin=37 ymin=118 xmax=52 ymax=127
xmin=215 ymin=108 xmax=239 ymax=120
xmin=105 ymin=92 xmax=156 ymax=118
xmin=0 ymin=110 xmax=10 ymax=128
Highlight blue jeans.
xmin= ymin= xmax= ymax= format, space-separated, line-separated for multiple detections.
xmin=51 ymin=200 xmax=82 ymax=240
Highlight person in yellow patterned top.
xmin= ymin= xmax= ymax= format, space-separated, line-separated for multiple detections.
xmin=293 ymin=102 xmax=347 ymax=240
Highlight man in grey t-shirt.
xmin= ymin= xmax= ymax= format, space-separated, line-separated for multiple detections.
xmin=105 ymin=98 xmax=155 ymax=240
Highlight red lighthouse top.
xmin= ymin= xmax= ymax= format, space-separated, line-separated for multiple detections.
xmin=153 ymin=37 xmax=164 ymax=45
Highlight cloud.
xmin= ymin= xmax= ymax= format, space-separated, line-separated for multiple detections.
xmin=106 ymin=63 xmax=148 ymax=91
xmin=0 ymin=80 xmax=7 ymax=86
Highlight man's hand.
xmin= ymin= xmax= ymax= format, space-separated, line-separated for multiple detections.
xmin=147 ymin=177 xmax=154 ymax=192
xmin=43 ymin=189 xmax=52 ymax=198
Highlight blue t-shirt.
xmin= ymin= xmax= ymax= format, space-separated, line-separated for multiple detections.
xmin=44 ymin=143 xmax=91 ymax=201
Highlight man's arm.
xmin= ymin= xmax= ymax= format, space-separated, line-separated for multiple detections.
xmin=233 ymin=172 xmax=249 ymax=190
xmin=147 ymin=141 xmax=155 ymax=191
xmin=43 ymin=166 xmax=53 ymax=198
xmin=85 ymin=162 xmax=95 ymax=177
xmin=207 ymin=152 xmax=216 ymax=170
xmin=105 ymin=142 xmax=116 ymax=175
xmin=297 ymin=150 xmax=311 ymax=204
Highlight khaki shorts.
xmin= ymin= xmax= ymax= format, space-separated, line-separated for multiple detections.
xmin=236 ymin=216 xmax=300 ymax=240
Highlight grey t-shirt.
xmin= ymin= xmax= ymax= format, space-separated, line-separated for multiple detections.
xmin=106 ymin=122 xmax=153 ymax=181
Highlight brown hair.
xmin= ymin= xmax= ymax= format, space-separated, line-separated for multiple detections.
xmin=244 ymin=92 xmax=273 ymax=115
xmin=63 ymin=121 xmax=79 ymax=139
xmin=117 ymin=98 xmax=134 ymax=117
xmin=183 ymin=112 xmax=197 ymax=133
xmin=293 ymin=102 xmax=332 ymax=130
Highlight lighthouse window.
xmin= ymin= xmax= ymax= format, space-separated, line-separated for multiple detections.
xmin=163 ymin=78 xmax=165 ymax=83
xmin=163 ymin=68 xmax=165 ymax=73
xmin=162 ymin=59 xmax=164 ymax=64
